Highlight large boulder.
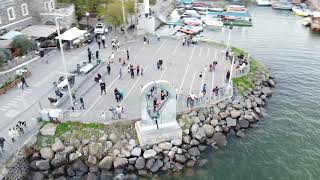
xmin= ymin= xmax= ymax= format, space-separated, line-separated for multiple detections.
xmin=32 ymin=172 xmax=45 ymax=180
xmin=191 ymin=116 xmax=201 ymax=124
xmin=88 ymin=142 xmax=103 ymax=158
xmin=202 ymin=124 xmax=215 ymax=137
xmin=210 ymin=119 xmax=219 ymax=126
xmin=113 ymin=158 xmax=128 ymax=169
xmin=40 ymin=123 xmax=58 ymax=136
xmin=267 ymin=79 xmax=275 ymax=87
xmin=175 ymin=154 xmax=187 ymax=163
xmin=52 ymin=165 xmax=65 ymax=178
xmin=236 ymin=130 xmax=246 ymax=138
xmin=212 ymin=132 xmax=227 ymax=147
xmin=182 ymin=135 xmax=191 ymax=144
xmin=243 ymin=114 xmax=255 ymax=122
xmin=51 ymin=153 xmax=67 ymax=167
xmin=36 ymin=160 xmax=50 ymax=171
xmin=158 ymin=142 xmax=172 ymax=151
xmin=87 ymin=155 xmax=97 ymax=166
xmin=188 ymin=147 xmax=200 ymax=157
xmin=150 ymin=159 xmax=163 ymax=173
xmin=52 ymin=138 xmax=65 ymax=152
xmin=143 ymin=149 xmax=157 ymax=159
xmin=217 ymin=102 xmax=226 ymax=109
xmin=219 ymin=111 xmax=229 ymax=119
xmin=195 ymin=127 xmax=206 ymax=140
xmin=131 ymin=147 xmax=142 ymax=157
xmin=191 ymin=124 xmax=200 ymax=137
xmin=245 ymin=99 xmax=252 ymax=109
xmin=72 ymin=160 xmax=88 ymax=174
xmin=40 ymin=147 xmax=54 ymax=160
xmin=146 ymin=159 xmax=155 ymax=169
xmin=135 ymin=157 xmax=145 ymax=170
xmin=69 ymin=152 xmax=82 ymax=162
xmin=109 ymin=133 xmax=119 ymax=143
xmin=238 ymin=119 xmax=249 ymax=128
xmin=99 ymin=156 xmax=113 ymax=170
xmin=226 ymin=117 xmax=237 ymax=127
xmin=230 ymin=110 xmax=241 ymax=118
xmin=171 ymin=139 xmax=182 ymax=146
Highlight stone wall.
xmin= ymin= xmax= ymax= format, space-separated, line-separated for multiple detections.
xmin=2 ymin=155 xmax=30 ymax=180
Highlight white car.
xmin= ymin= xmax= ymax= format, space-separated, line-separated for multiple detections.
xmin=94 ymin=23 xmax=107 ymax=34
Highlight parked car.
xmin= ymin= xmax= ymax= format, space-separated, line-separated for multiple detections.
xmin=94 ymin=23 xmax=107 ymax=34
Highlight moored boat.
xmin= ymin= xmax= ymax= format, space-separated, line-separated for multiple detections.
xmin=227 ymin=5 xmax=248 ymax=13
xmin=208 ymin=5 xmax=224 ymax=12
xmin=256 ymin=0 xmax=272 ymax=6
xmin=311 ymin=12 xmax=320 ymax=32
xmin=183 ymin=17 xmax=203 ymax=26
xmin=181 ymin=10 xmax=201 ymax=19
xmin=271 ymin=1 xmax=292 ymax=10
xmin=204 ymin=18 xmax=224 ymax=29
xmin=292 ymin=5 xmax=311 ymax=17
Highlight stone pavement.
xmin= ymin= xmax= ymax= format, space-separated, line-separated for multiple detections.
xmin=60 ymin=37 xmax=232 ymax=121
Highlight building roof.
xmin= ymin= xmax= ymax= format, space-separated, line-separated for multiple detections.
xmin=21 ymin=25 xmax=57 ymax=38
xmin=0 ymin=40 xmax=12 ymax=48
xmin=55 ymin=27 xmax=87 ymax=41
xmin=0 ymin=31 xmax=22 ymax=40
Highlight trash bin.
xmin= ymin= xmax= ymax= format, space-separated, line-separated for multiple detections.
xmin=97 ymin=59 xmax=101 ymax=64
xmin=40 ymin=49 xmax=45 ymax=57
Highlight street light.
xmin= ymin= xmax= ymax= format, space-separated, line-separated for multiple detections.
xmin=227 ymin=55 xmax=235 ymax=90
xmin=55 ymin=17 xmax=74 ymax=107
xmin=226 ymin=23 xmax=233 ymax=51
xmin=86 ymin=12 xmax=90 ymax=30
xmin=121 ymin=0 xmax=126 ymax=31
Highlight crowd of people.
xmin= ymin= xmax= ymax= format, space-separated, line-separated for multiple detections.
xmin=0 ymin=121 xmax=28 ymax=152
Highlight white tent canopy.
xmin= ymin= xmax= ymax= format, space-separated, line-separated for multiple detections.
xmin=0 ymin=31 xmax=22 ymax=40
xmin=55 ymin=27 xmax=87 ymax=41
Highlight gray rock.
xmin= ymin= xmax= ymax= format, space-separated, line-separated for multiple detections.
xmin=254 ymin=107 xmax=262 ymax=115
xmin=210 ymin=119 xmax=219 ymax=126
xmin=138 ymin=169 xmax=148 ymax=177
xmin=99 ymin=156 xmax=113 ymax=170
xmin=254 ymin=97 xmax=263 ymax=105
xmin=89 ymin=166 xmax=99 ymax=173
xmin=230 ymin=110 xmax=241 ymax=118
xmin=190 ymin=139 xmax=200 ymax=146
xmin=69 ymin=152 xmax=82 ymax=162
xmin=189 ymin=111 xmax=198 ymax=117
xmin=143 ymin=149 xmax=157 ymax=159
xmin=267 ymin=79 xmax=275 ymax=87
xmin=40 ymin=123 xmax=58 ymax=136
xmin=51 ymin=153 xmax=67 ymax=167
xmin=135 ymin=157 xmax=145 ymax=170
xmin=171 ymin=139 xmax=182 ymax=146
xmin=158 ymin=142 xmax=172 ymax=150
xmin=32 ymin=172 xmax=45 ymax=180
xmin=63 ymin=146 xmax=75 ymax=155
xmin=128 ymin=157 xmax=137 ymax=165
xmin=52 ymin=165 xmax=65 ymax=178
xmin=218 ymin=102 xmax=226 ymax=109
xmin=81 ymin=139 xmax=90 ymax=146
xmin=226 ymin=117 xmax=237 ymax=127
xmin=245 ymin=99 xmax=252 ymax=109
xmin=214 ymin=125 xmax=223 ymax=132
xmin=243 ymin=114 xmax=254 ymax=122
xmin=182 ymin=135 xmax=191 ymax=144
xmin=67 ymin=166 xmax=75 ymax=177
xmin=198 ymin=113 xmax=205 ymax=122
xmin=106 ymin=141 xmax=113 ymax=149
xmin=236 ymin=130 xmax=246 ymax=138
xmin=212 ymin=132 xmax=227 ymax=147
xmin=113 ymin=157 xmax=128 ymax=169
xmin=191 ymin=116 xmax=200 ymax=124
xmin=72 ymin=160 xmax=88 ymax=174
xmin=88 ymin=142 xmax=103 ymax=158
xmin=52 ymin=138 xmax=65 ymax=152
xmin=218 ymin=120 xmax=226 ymax=126
xmin=98 ymin=134 xmax=108 ymax=142
xmin=146 ymin=158 xmax=155 ymax=169
xmin=87 ymin=155 xmax=97 ymax=166
xmin=191 ymin=123 xmax=200 ymax=137
xmin=40 ymin=147 xmax=54 ymax=160
xmin=131 ymin=147 xmax=142 ymax=157
xmin=174 ymin=162 xmax=185 ymax=170
xmin=252 ymin=101 xmax=258 ymax=107
xmin=195 ymin=127 xmax=206 ymax=140
xmin=238 ymin=119 xmax=249 ymax=128
xmin=198 ymin=145 xmax=207 ymax=152
xmin=188 ymin=147 xmax=200 ymax=156
xmin=109 ymin=133 xmax=119 ymax=143
xmin=150 ymin=159 xmax=163 ymax=173
xmin=219 ymin=111 xmax=229 ymax=119
xmin=186 ymin=160 xmax=195 ymax=167
xmin=36 ymin=160 xmax=50 ymax=170
xmin=197 ymin=159 xmax=209 ymax=167
xmin=175 ymin=154 xmax=186 ymax=163
xmin=202 ymin=124 xmax=215 ymax=137
xmin=168 ymin=150 xmax=175 ymax=159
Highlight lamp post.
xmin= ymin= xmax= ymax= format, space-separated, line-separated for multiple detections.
xmin=55 ymin=17 xmax=74 ymax=107
xmin=121 ymin=0 xmax=126 ymax=30
xmin=226 ymin=23 xmax=233 ymax=51
xmin=86 ymin=12 xmax=90 ymax=30
xmin=227 ymin=55 xmax=235 ymax=90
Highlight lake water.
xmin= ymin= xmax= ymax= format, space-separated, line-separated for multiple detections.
xmin=163 ymin=5 xmax=320 ymax=180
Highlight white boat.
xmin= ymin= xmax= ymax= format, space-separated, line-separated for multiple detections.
xmin=292 ymin=5 xmax=311 ymax=17
xmin=256 ymin=0 xmax=271 ymax=6
xmin=208 ymin=5 xmax=224 ymax=12
xmin=181 ymin=10 xmax=201 ymax=18
xmin=301 ymin=17 xmax=311 ymax=26
xmin=204 ymin=19 xmax=224 ymax=29
xmin=180 ymin=25 xmax=204 ymax=34
xmin=183 ymin=17 xmax=203 ymax=26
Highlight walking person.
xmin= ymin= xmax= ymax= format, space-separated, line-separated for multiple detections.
xmin=109 ymin=106 xmax=117 ymax=120
xmin=116 ymin=105 xmax=123 ymax=119
xmin=126 ymin=49 xmax=129 ymax=60
xmin=101 ymin=35 xmax=106 ymax=48
xmin=226 ymin=70 xmax=230 ymax=83
xmin=107 ymin=63 xmax=111 ymax=75
xmin=88 ymin=48 xmax=92 ymax=63
xmin=110 ymin=52 xmax=115 ymax=62
xmin=96 ymin=50 xmax=99 ymax=60
xmin=130 ymin=66 xmax=134 ymax=79
xmin=79 ymin=96 xmax=85 ymax=109
xmin=8 ymin=129 xmax=15 ymax=143
xmin=114 ymin=88 xmax=120 ymax=102
xmin=141 ymin=67 xmax=144 ymax=76
xmin=153 ymin=98 xmax=158 ymax=111
xmin=20 ymin=76 xmax=28 ymax=89
xmin=119 ymin=68 xmax=122 ymax=79
xmin=100 ymin=81 xmax=106 ymax=95
xmin=136 ymin=64 xmax=140 ymax=76
xmin=202 ymin=83 xmax=207 ymax=95
xmin=97 ymin=37 xmax=101 ymax=49
xmin=143 ymin=36 xmax=147 ymax=45
xmin=225 ymin=50 xmax=229 ymax=60
xmin=0 ymin=137 xmax=6 ymax=151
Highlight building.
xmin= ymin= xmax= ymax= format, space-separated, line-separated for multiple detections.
xmin=0 ymin=0 xmax=76 ymax=32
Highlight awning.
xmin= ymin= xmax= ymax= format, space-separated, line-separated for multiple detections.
xmin=21 ymin=25 xmax=57 ymax=38
xmin=55 ymin=27 xmax=87 ymax=41
xmin=0 ymin=31 xmax=22 ymax=40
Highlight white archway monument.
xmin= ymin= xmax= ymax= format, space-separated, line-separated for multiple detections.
xmin=135 ymin=80 xmax=182 ymax=146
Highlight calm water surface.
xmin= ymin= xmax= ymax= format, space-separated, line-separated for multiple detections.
xmin=163 ymin=5 xmax=320 ymax=180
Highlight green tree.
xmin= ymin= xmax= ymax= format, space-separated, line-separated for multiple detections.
xmin=58 ymin=0 xmax=102 ymax=17
xmin=0 ymin=48 xmax=11 ymax=64
xmin=11 ymin=35 xmax=33 ymax=56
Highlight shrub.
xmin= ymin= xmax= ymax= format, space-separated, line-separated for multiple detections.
xmin=0 ymin=48 xmax=11 ymax=64
xmin=11 ymin=35 xmax=33 ymax=56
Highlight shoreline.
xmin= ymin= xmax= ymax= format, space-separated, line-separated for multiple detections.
xmin=1 ymin=44 xmax=276 ymax=179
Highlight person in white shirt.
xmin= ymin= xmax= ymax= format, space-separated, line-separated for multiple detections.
xmin=116 ymin=105 xmax=123 ymax=119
